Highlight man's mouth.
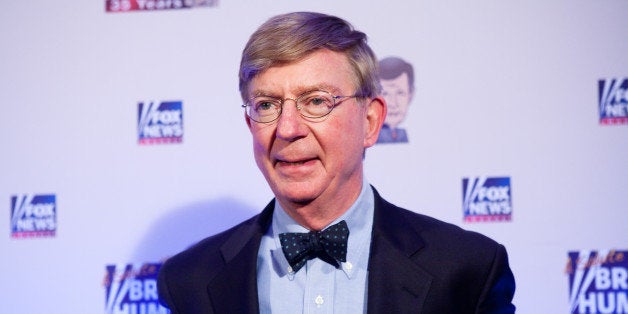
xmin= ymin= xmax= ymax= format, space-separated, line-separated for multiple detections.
xmin=282 ymin=161 xmax=306 ymax=165
xmin=275 ymin=157 xmax=317 ymax=167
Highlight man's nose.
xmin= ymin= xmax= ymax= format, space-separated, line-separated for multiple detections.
xmin=275 ymin=99 xmax=307 ymax=141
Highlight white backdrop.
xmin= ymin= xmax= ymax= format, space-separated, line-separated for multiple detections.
xmin=1 ymin=0 xmax=627 ymax=313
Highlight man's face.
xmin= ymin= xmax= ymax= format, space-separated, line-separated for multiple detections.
xmin=245 ymin=49 xmax=383 ymax=211
xmin=381 ymin=72 xmax=412 ymax=128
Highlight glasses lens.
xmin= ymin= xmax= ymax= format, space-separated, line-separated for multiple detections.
xmin=248 ymin=97 xmax=280 ymax=122
xmin=297 ymin=91 xmax=335 ymax=118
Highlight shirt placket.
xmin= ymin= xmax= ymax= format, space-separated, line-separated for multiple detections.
xmin=304 ymin=259 xmax=334 ymax=314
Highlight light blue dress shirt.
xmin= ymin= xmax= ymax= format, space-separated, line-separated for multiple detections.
xmin=257 ymin=180 xmax=375 ymax=313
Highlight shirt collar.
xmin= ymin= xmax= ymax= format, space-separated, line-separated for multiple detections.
xmin=269 ymin=178 xmax=375 ymax=279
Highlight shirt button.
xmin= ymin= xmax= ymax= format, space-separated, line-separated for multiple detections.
xmin=344 ymin=262 xmax=353 ymax=271
xmin=315 ymin=295 xmax=324 ymax=306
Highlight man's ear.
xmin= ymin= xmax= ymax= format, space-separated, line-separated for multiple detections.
xmin=245 ymin=111 xmax=253 ymax=129
xmin=364 ymin=96 xmax=387 ymax=148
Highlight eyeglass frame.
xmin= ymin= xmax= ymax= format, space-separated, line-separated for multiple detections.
xmin=242 ymin=90 xmax=361 ymax=123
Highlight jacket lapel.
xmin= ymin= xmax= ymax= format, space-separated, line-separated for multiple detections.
xmin=367 ymin=188 xmax=433 ymax=313
xmin=205 ymin=201 xmax=274 ymax=314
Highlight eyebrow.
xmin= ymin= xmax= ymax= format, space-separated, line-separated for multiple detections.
xmin=249 ymin=83 xmax=342 ymax=98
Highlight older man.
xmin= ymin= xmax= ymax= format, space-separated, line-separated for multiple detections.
xmin=158 ymin=12 xmax=515 ymax=313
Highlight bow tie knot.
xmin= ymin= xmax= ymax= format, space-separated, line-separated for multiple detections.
xmin=307 ymin=232 xmax=323 ymax=252
xmin=279 ymin=220 xmax=349 ymax=273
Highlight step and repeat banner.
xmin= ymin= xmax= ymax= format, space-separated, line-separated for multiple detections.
xmin=1 ymin=1 xmax=626 ymax=313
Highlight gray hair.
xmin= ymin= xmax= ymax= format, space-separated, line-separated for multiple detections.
xmin=239 ymin=12 xmax=380 ymax=100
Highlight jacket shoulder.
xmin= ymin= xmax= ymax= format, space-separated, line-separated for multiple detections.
xmin=370 ymin=189 xmax=516 ymax=313
xmin=157 ymin=212 xmax=266 ymax=312
xmin=160 ymin=213 xmax=261 ymax=278
xmin=408 ymin=207 xmax=500 ymax=249
xmin=374 ymin=192 xmax=507 ymax=272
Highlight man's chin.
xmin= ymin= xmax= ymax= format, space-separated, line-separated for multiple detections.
xmin=274 ymin=187 xmax=319 ymax=206
xmin=282 ymin=192 xmax=317 ymax=205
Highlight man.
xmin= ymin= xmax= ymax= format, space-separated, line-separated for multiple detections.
xmin=158 ymin=12 xmax=515 ymax=313
xmin=377 ymin=56 xmax=415 ymax=144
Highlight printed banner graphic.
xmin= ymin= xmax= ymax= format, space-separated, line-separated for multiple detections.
xmin=104 ymin=263 xmax=169 ymax=314
xmin=598 ymin=78 xmax=628 ymax=125
xmin=138 ymin=101 xmax=183 ymax=145
xmin=106 ymin=0 xmax=218 ymax=12
xmin=462 ymin=177 xmax=512 ymax=222
xmin=10 ymin=194 xmax=57 ymax=238
xmin=566 ymin=250 xmax=627 ymax=314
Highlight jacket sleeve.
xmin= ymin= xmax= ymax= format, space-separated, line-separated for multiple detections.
xmin=476 ymin=244 xmax=516 ymax=314
xmin=157 ymin=260 xmax=180 ymax=314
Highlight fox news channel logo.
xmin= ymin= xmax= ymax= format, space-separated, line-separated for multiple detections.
xmin=10 ymin=194 xmax=57 ymax=238
xmin=566 ymin=249 xmax=627 ymax=314
xmin=462 ymin=177 xmax=512 ymax=222
xmin=106 ymin=0 xmax=218 ymax=12
xmin=138 ymin=101 xmax=183 ymax=145
xmin=599 ymin=78 xmax=628 ymax=125
xmin=104 ymin=263 xmax=170 ymax=314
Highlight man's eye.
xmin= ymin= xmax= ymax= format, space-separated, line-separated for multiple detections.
xmin=304 ymin=96 xmax=332 ymax=107
xmin=255 ymin=101 xmax=275 ymax=111
xmin=310 ymin=97 xmax=326 ymax=106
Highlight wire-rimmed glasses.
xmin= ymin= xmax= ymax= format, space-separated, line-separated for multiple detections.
xmin=242 ymin=90 xmax=359 ymax=123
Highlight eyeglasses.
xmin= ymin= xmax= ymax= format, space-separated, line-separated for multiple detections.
xmin=242 ymin=90 xmax=359 ymax=123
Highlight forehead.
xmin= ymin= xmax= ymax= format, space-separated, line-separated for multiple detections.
xmin=381 ymin=72 xmax=410 ymax=90
xmin=248 ymin=49 xmax=356 ymax=97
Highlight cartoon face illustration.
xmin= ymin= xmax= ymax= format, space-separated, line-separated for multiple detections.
xmin=377 ymin=56 xmax=415 ymax=144
xmin=381 ymin=72 xmax=412 ymax=129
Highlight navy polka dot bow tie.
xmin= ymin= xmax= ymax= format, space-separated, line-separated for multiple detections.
xmin=279 ymin=220 xmax=349 ymax=273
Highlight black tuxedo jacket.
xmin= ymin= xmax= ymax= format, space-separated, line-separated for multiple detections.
xmin=158 ymin=187 xmax=515 ymax=313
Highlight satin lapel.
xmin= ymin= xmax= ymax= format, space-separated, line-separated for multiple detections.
xmin=206 ymin=201 xmax=274 ymax=314
xmin=367 ymin=188 xmax=433 ymax=313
